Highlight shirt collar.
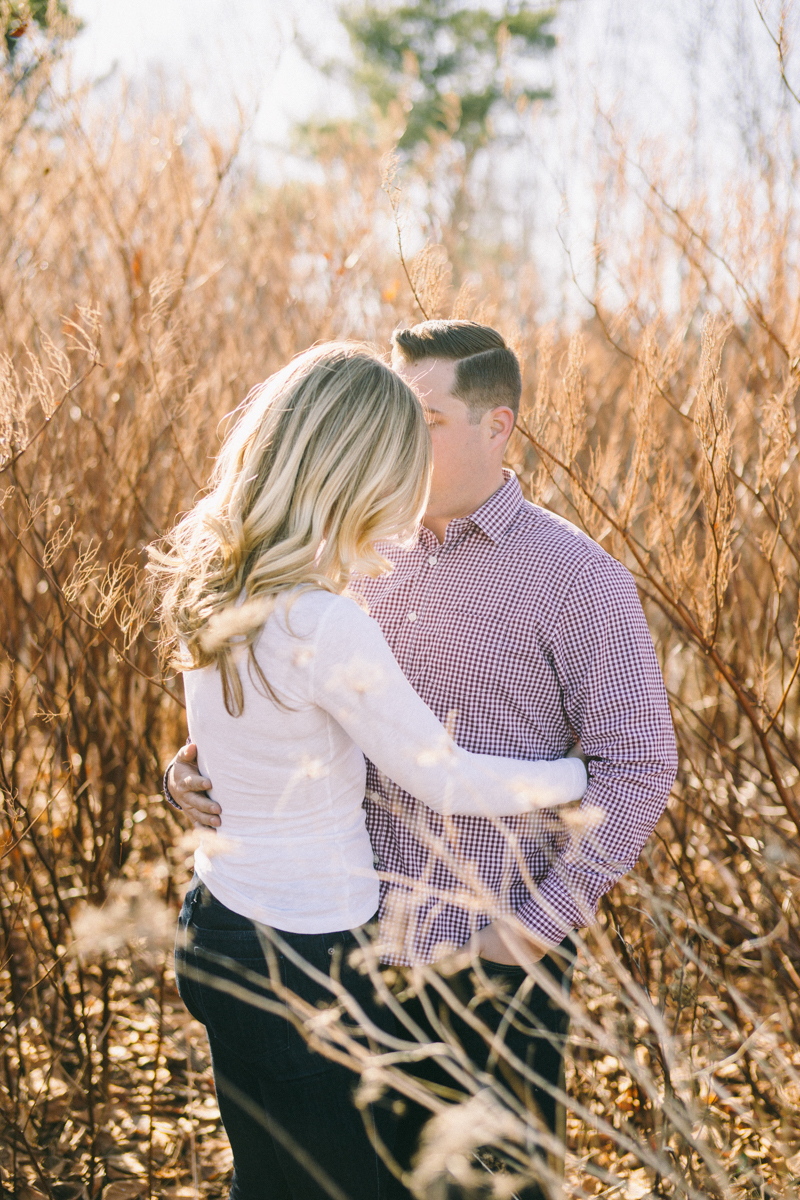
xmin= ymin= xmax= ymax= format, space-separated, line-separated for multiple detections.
xmin=469 ymin=469 xmax=526 ymax=542
xmin=420 ymin=469 xmax=526 ymax=549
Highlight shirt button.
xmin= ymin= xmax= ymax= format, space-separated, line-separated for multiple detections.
xmin=428 ymin=556 xmax=438 ymax=566
xmin=407 ymin=611 xmax=418 ymax=623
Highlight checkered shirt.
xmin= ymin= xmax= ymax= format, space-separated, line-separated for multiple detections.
xmin=353 ymin=471 xmax=677 ymax=965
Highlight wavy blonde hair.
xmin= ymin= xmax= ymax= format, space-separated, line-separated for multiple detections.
xmin=150 ymin=342 xmax=430 ymax=714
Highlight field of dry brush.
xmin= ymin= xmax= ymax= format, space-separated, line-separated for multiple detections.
xmin=1 ymin=46 xmax=799 ymax=1200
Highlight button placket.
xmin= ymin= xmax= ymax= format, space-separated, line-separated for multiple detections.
xmin=402 ymin=546 xmax=439 ymax=678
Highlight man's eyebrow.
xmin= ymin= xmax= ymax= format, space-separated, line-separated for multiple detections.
xmin=424 ymin=405 xmax=445 ymax=416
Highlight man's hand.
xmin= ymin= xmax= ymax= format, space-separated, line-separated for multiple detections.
xmin=472 ymin=918 xmax=549 ymax=968
xmin=167 ymin=743 xmax=221 ymax=829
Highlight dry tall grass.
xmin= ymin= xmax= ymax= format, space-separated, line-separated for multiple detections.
xmin=1 ymin=42 xmax=799 ymax=1200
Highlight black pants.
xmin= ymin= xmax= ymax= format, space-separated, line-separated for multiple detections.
xmin=390 ymin=945 xmax=575 ymax=1200
xmin=175 ymin=879 xmax=400 ymax=1200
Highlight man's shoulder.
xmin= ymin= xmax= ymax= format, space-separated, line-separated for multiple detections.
xmin=508 ymin=501 xmax=631 ymax=584
xmin=359 ymin=505 xmax=634 ymax=610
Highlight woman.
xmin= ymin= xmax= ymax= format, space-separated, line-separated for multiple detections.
xmin=151 ymin=343 xmax=587 ymax=1200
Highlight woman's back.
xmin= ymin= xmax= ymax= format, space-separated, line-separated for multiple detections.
xmin=184 ymin=590 xmax=378 ymax=933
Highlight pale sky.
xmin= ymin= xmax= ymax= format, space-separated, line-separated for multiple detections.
xmin=70 ymin=0 xmax=354 ymax=148
xmin=67 ymin=0 xmax=798 ymax=313
xmin=68 ymin=1 xmax=793 ymax=149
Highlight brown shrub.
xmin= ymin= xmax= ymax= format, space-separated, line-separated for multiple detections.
xmin=1 ymin=48 xmax=798 ymax=1199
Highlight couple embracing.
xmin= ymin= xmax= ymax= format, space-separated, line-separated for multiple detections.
xmin=152 ymin=320 xmax=677 ymax=1199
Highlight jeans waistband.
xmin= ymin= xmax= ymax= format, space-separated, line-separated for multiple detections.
xmin=183 ymin=877 xmax=378 ymax=945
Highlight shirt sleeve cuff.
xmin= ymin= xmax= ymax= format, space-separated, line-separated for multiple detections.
xmin=514 ymin=870 xmax=595 ymax=947
xmin=162 ymin=763 xmax=182 ymax=811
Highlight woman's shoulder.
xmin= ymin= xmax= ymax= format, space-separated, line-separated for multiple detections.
xmin=274 ymin=588 xmax=371 ymax=639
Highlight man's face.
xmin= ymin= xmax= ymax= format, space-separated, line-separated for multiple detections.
xmin=394 ymin=356 xmax=505 ymax=523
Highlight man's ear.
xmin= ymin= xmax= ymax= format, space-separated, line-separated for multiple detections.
xmin=486 ymin=406 xmax=516 ymax=442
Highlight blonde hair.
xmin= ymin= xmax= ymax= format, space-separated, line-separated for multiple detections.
xmin=150 ymin=342 xmax=430 ymax=714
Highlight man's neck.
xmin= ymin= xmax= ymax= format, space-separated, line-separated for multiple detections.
xmin=421 ymin=515 xmax=452 ymax=543
xmin=422 ymin=475 xmax=507 ymax=544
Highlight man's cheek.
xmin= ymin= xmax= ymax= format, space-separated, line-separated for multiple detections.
xmin=430 ymin=429 xmax=456 ymax=460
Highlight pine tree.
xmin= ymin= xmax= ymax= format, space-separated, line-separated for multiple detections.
xmin=340 ymin=0 xmax=556 ymax=154
xmin=3 ymin=1 xmax=78 ymax=64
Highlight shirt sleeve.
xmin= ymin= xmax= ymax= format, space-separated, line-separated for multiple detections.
xmin=309 ymin=596 xmax=588 ymax=817
xmin=514 ymin=557 xmax=678 ymax=947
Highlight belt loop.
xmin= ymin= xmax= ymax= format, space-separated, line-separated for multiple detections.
xmin=189 ymin=881 xmax=204 ymax=917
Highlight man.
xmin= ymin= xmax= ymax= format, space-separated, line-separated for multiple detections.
xmin=165 ymin=320 xmax=677 ymax=1196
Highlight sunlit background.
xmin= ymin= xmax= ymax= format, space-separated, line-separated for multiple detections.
xmin=68 ymin=0 xmax=797 ymax=313
xmin=2 ymin=3 xmax=800 ymax=1197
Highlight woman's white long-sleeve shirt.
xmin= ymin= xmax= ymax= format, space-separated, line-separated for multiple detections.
xmin=184 ymin=590 xmax=587 ymax=933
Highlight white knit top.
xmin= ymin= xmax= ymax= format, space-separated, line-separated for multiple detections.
xmin=184 ymin=590 xmax=586 ymax=934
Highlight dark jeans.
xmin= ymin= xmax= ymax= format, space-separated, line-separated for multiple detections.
xmin=175 ymin=879 xmax=400 ymax=1200
xmin=390 ymin=943 xmax=575 ymax=1200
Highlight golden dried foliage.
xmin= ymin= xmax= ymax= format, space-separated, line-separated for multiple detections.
xmin=1 ymin=45 xmax=799 ymax=1200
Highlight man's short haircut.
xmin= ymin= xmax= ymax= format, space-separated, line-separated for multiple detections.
xmin=391 ymin=319 xmax=522 ymax=423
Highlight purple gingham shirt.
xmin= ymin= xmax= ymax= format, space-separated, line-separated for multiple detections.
xmin=353 ymin=471 xmax=677 ymax=965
